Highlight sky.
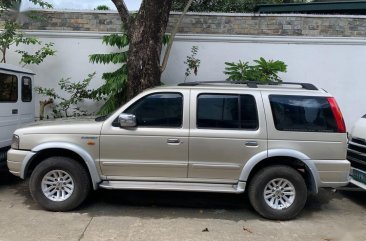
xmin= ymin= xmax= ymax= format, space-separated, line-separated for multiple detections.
xmin=22 ymin=0 xmax=142 ymax=11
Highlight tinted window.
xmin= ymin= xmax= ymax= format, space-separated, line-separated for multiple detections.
xmin=22 ymin=76 xmax=32 ymax=102
xmin=197 ymin=94 xmax=258 ymax=130
xmin=240 ymin=95 xmax=259 ymax=129
xmin=124 ymin=93 xmax=183 ymax=127
xmin=269 ymin=95 xmax=337 ymax=132
xmin=0 ymin=73 xmax=17 ymax=102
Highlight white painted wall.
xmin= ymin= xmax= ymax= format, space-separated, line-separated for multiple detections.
xmin=6 ymin=30 xmax=366 ymax=129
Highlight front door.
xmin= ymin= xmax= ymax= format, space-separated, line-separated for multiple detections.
xmin=100 ymin=90 xmax=190 ymax=179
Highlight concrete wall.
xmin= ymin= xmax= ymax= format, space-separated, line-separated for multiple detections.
xmin=2 ymin=10 xmax=366 ymax=129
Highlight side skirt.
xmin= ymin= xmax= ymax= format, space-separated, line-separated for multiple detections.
xmin=99 ymin=180 xmax=246 ymax=194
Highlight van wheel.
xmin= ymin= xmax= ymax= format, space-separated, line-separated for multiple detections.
xmin=248 ymin=165 xmax=307 ymax=220
xmin=29 ymin=156 xmax=91 ymax=211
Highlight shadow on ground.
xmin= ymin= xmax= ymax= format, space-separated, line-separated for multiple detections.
xmin=0 ymin=169 xmax=21 ymax=187
xmin=7 ymin=172 xmax=363 ymax=222
xmin=338 ymin=186 xmax=366 ymax=207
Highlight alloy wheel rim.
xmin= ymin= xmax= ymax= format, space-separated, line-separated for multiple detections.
xmin=41 ymin=170 xmax=74 ymax=202
xmin=263 ymin=178 xmax=296 ymax=210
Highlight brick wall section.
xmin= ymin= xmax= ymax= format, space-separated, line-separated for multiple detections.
xmin=1 ymin=10 xmax=366 ymax=37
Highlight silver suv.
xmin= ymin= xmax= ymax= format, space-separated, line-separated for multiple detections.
xmin=7 ymin=81 xmax=350 ymax=220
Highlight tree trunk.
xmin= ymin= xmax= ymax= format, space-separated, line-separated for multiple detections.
xmin=125 ymin=0 xmax=173 ymax=100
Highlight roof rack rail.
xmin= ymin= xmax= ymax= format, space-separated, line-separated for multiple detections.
xmin=178 ymin=81 xmax=318 ymax=90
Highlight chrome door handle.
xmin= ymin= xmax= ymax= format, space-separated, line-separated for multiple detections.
xmin=245 ymin=141 xmax=258 ymax=147
xmin=167 ymin=138 xmax=181 ymax=144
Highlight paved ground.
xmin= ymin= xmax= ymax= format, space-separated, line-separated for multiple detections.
xmin=0 ymin=171 xmax=365 ymax=241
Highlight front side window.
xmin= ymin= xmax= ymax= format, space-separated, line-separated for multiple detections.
xmin=0 ymin=73 xmax=18 ymax=102
xmin=197 ymin=94 xmax=258 ymax=130
xmin=269 ymin=95 xmax=338 ymax=132
xmin=124 ymin=93 xmax=183 ymax=127
xmin=22 ymin=76 xmax=32 ymax=102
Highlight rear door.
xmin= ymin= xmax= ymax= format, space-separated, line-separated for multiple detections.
xmin=188 ymin=89 xmax=267 ymax=182
xmin=0 ymin=71 xmax=19 ymax=148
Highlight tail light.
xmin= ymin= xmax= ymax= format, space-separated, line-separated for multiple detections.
xmin=327 ymin=97 xmax=346 ymax=133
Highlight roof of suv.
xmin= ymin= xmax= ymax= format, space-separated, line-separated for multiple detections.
xmin=155 ymin=81 xmax=328 ymax=95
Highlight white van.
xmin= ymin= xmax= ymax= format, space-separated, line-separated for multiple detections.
xmin=0 ymin=64 xmax=35 ymax=167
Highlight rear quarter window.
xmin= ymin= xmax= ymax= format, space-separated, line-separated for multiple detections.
xmin=269 ymin=95 xmax=338 ymax=132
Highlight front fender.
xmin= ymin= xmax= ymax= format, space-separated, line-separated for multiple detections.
xmin=22 ymin=142 xmax=101 ymax=190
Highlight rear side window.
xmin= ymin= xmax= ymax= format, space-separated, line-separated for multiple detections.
xmin=0 ymin=73 xmax=18 ymax=102
xmin=22 ymin=76 xmax=32 ymax=102
xmin=197 ymin=94 xmax=258 ymax=130
xmin=269 ymin=95 xmax=338 ymax=132
xmin=124 ymin=93 xmax=183 ymax=127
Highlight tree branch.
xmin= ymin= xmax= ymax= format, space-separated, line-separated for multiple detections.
xmin=111 ymin=0 xmax=130 ymax=30
xmin=161 ymin=0 xmax=193 ymax=73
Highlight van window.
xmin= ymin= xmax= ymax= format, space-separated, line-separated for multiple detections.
xmin=22 ymin=77 xmax=32 ymax=102
xmin=269 ymin=95 xmax=338 ymax=132
xmin=0 ymin=73 xmax=18 ymax=102
xmin=197 ymin=94 xmax=258 ymax=130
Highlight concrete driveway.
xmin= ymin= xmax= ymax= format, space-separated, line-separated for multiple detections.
xmin=0 ymin=171 xmax=365 ymax=241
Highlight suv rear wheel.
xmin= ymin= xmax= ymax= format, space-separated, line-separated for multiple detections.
xmin=248 ymin=165 xmax=307 ymax=220
xmin=29 ymin=156 xmax=91 ymax=211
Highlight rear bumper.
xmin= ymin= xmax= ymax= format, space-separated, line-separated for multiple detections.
xmin=313 ymin=159 xmax=350 ymax=188
xmin=7 ymin=149 xmax=35 ymax=178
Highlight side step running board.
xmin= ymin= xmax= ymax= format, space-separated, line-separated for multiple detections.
xmin=99 ymin=181 xmax=246 ymax=194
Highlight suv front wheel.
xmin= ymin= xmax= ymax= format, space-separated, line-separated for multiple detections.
xmin=29 ymin=156 xmax=91 ymax=211
xmin=248 ymin=165 xmax=307 ymax=220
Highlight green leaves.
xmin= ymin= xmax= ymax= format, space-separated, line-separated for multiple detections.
xmin=224 ymin=60 xmax=249 ymax=81
xmin=224 ymin=57 xmax=287 ymax=84
xmin=94 ymin=5 xmax=110 ymax=10
xmin=184 ymin=46 xmax=201 ymax=79
xmin=102 ymin=33 xmax=129 ymax=48
xmin=89 ymin=52 xmax=128 ymax=65
xmin=89 ymin=33 xmax=129 ymax=115
xmin=0 ymin=0 xmax=55 ymax=64
xmin=16 ymin=42 xmax=56 ymax=66
xmin=171 ymin=0 xmax=308 ymax=13
xmin=35 ymin=73 xmax=96 ymax=118
xmin=28 ymin=0 xmax=53 ymax=9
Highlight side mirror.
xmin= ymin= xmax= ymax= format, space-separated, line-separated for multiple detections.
xmin=118 ymin=113 xmax=137 ymax=128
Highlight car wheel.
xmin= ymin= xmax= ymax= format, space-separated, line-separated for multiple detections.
xmin=248 ymin=165 xmax=307 ymax=220
xmin=29 ymin=156 xmax=91 ymax=211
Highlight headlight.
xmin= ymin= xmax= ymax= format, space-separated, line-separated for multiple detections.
xmin=11 ymin=134 xmax=19 ymax=149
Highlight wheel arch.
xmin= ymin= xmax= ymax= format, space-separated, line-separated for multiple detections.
xmin=22 ymin=142 xmax=101 ymax=190
xmin=240 ymin=149 xmax=320 ymax=193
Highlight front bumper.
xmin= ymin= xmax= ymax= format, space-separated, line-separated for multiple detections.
xmin=7 ymin=149 xmax=35 ymax=178
xmin=313 ymin=159 xmax=350 ymax=188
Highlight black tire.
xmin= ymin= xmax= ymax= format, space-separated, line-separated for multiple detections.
xmin=29 ymin=156 xmax=91 ymax=211
xmin=248 ymin=165 xmax=307 ymax=220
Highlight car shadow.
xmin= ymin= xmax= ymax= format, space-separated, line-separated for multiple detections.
xmin=337 ymin=186 xmax=366 ymax=207
xmin=12 ymin=179 xmax=358 ymax=222
xmin=0 ymin=169 xmax=21 ymax=188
